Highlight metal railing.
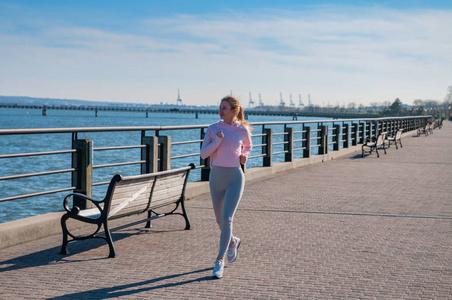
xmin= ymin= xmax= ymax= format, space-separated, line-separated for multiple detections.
xmin=0 ymin=116 xmax=430 ymax=211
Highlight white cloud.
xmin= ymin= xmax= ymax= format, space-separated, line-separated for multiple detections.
xmin=0 ymin=5 xmax=451 ymax=106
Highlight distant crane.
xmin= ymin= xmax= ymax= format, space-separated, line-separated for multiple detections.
xmin=298 ymin=94 xmax=304 ymax=107
xmin=289 ymin=94 xmax=295 ymax=107
xmin=248 ymin=92 xmax=255 ymax=108
xmin=258 ymin=93 xmax=264 ymax=106
xmin=176 ymin=89 xmax=182 ymax=105
xmin=279 ymin=92 xmax=285 ymax=106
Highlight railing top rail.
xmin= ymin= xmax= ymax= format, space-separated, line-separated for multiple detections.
xmin=0 ymin=125 xmax=210 ymax=135
xmin=251 ymin=115 xmax=429 ymax=126
xmin=0 ymin=115 xmax=430 ymax=136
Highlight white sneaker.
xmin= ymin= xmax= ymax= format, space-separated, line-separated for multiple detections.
xmin=212 ymin=259 xmax=224 ymax=279
xmin=227 ymin=237 xmax=241 ymax=263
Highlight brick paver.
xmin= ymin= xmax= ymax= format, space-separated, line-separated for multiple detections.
xmin=1 ymin=122 xmax=451 ymax=299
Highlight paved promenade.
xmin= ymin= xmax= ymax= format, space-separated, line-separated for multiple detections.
xmin=1 ymin=122 xmax=451 ymax=299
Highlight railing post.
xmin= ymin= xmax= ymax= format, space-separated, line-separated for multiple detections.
xmin=263 ymin=128 xmax=273 ymax=167
xmin=72 ymin=139 xmax=93 ymax=209
xmin=366 ymin=121 xmax=370 ymax=139
xmin=200 ymin=128 xmax=210 ymax=181
xmin=369 ymin=121 xmax=375 ymax=139
xmin=284 ymin=127 xmax=294 ymax=162
xmin=158 ymin=136 xmax=171 ymax=171
xmin=373 ymin=121 xmax=379 ymax=137
xmin=351 ymin=123 xmax=358 ymax=146
xmin=360 ymin=122 xmax=366 ymax=143
xmin=344 ymin=123 xmax=350 ymax=148
xmin=304 ymin=126 xmax=311 ymax=158
xmin=333 ymin=124 xmax=341 ymax=151
xmin=141 ymin=136 xmax=158 ymax=174
xmin=319 ymin=125 xmax=328 ymax=155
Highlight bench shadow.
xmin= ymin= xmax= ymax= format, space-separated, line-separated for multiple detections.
xmin=47 ymin=268 xmax=213 ymax=299
xmin=0 ymin=228 xmax=176 ymax=272
xmin=348 ymin=153 xmax=365 ymax=160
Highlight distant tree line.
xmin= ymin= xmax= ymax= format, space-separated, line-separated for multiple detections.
xmin=301 ymin=84 xmax=452 ymax=119
xmin=386 ymin=84 xmax=452 ymax=118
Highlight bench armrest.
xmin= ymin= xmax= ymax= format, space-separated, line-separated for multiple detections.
xmin=63 ymin=193 xmax=104 ymax=215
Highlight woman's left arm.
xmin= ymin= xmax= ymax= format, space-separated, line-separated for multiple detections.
xmin=241 ymin=128 xmax=253 ymax=158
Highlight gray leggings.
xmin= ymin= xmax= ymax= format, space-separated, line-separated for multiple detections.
xmin=209 ymin=166 xmax=245 ymax=259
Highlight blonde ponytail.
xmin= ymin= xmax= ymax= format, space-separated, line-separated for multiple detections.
xmin=221 ymin=96 xmax=252 ymax=131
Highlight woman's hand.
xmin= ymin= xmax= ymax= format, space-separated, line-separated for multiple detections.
xmin=239 ymin=154 xmax=247 ymax=165
xmin=216 ymin=130 xmax=224 ymax=138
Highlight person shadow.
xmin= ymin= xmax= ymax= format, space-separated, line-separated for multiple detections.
xmin=46 ymin=268 xmax=213 ymax=299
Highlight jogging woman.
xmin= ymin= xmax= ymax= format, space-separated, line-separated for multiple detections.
xmin=200 ymin=95 xmax=253 ymax=279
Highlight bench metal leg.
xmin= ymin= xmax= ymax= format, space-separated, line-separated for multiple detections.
xmin=180 ymin=197 xmax=191 ymax=230
xmin=59 ymin=215 xmax=70 ymax=255
xmin=145 ymin=210 xmax=152 ymax=228
xmin=361 ymin=145 xmax=368 ymax=157
xmin=103 ymin=222 xmax=116 ymax=258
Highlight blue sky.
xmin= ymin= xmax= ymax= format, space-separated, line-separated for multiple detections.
xmin=1 ymin=0 xmax=451 ymax=107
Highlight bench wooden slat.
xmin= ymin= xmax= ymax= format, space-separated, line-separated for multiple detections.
xmin=109 ymin=179 xmax=156 ymax=218
xmin=151 ymin=174 xmax=187 ymax=208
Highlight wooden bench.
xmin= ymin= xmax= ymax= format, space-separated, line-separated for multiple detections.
xmin=60 ymin=164 xmax=195 ymax=258
xmin=386 ymin=129 xmax=403 ymax=149
xmin=362 ymin=132 xmax=387 ymax=157
xmin=417 ymin=124 xmax=429 ymax=137
xmin=428 ymin=120 xmax=439 ymax=134
xmin=427 ymin=122 xmax=434 ymax=135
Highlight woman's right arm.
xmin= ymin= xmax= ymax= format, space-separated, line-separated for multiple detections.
xmin=200 ymin=127 xmax=222 ymax=159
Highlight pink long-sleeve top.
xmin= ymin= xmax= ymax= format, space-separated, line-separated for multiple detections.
xmin=200 ymin=120 xmax=253 ymax=168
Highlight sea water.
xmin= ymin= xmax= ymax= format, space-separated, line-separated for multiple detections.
xmin=0 ymin=107 xmax=329 ymax=223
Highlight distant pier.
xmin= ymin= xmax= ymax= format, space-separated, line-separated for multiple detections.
xmin=0 ymin=102 xmax=378 ymax=119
